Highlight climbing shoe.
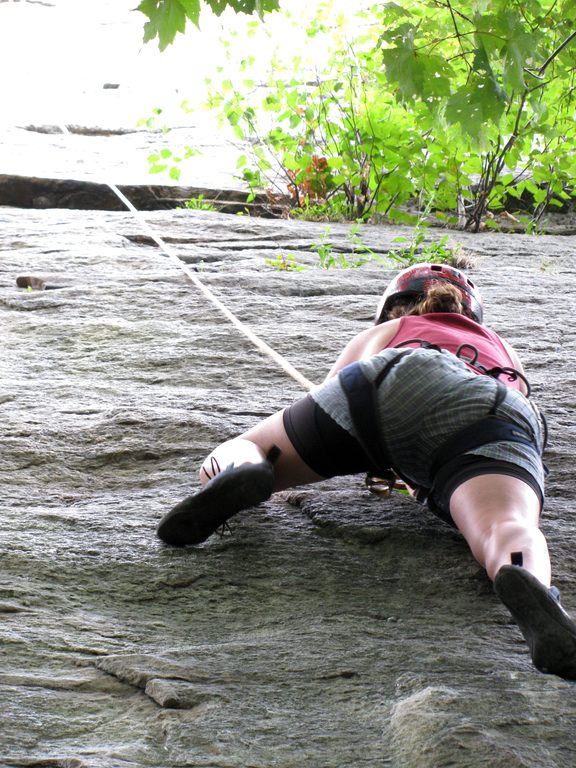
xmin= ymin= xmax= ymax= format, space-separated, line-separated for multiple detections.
xmin=494 ymin=565 xmax=576 ymax=679
xmin=157 ymin=461 xmax=275 ymax=547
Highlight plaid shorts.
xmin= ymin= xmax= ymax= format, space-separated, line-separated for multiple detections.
xmin=311 ymin=347 xmax=545 ymax=515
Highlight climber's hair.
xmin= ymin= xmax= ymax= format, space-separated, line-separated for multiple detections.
xmin=387 ymin=283 xmax=475 ymax=320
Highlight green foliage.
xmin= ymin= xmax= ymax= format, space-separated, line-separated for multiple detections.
xmin=136 ymin=106 xmax=167 ymax=132
xmin=264 ymin=252 xmax=306 ymax=271
xmin=264 ymin=215 xmax=457 ymax=272
xmin=310 ymin=227 xmax=336 ymax=268
xmin=137 ymin=0 xmax=280 ymax=50
xmin=138 ymin=107 xmax=202 ymax=181
xmin=311 ymin=225 xmax=380 ymax=269
xmin=180 ymin=194 xmax=218 ymax=211
xmin=265 ymin=222 xmax=382 ymax=271
xmin=201 ymin=1 xmax=576 ymax=230
xmin=146 ymin=145 xmax=200 ymax=181
xmin=390 ymin=231 xmax=454 ymax=266
xmin=375 ymin=0 xmax=576 ymax=229
xmin=387 ymin=196 xmax=457 ymax=265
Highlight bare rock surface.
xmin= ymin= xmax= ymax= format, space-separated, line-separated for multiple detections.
xmin=0 ymin=125 xmax=285 ymax=215
xmin=1 ymin=207 xmax=576 ymax=767
xmin=0 ymin=123 xmax=245 ymax=190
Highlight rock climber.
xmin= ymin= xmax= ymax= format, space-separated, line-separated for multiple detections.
xmin=157 ymin=262 xmax=576 ymax=680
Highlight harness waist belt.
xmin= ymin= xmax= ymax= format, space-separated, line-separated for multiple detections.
xmin=429 ymin=415 xmax=536 ymax=481
xmin=339 ymin=352 xmax=538 ymax=490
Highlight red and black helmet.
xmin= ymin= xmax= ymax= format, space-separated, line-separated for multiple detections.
xmin=375 ymin=263 xmax=483 ymax=325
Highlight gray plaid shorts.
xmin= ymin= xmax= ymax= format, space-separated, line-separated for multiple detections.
xmin=311 ymin=347 xmax=545 ymax=501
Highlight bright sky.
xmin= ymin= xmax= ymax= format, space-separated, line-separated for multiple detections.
xmin=0 ymin=0 xmax=371 ymax=127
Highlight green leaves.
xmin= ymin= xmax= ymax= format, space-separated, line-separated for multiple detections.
xmin=155 ymin=0 xmax=575 ymax=230
xmin=370 ymin=0 xmax=574 ymax=227
xmin=146 ymin=141 xmax=200 ymax=181
xmin=179 ymin=0 xmax=201 ymax=26
xmin=381 ymin=43 xmax=453 ymax=101
xmin=376 ymin=1 xmax=572 ymax=137
xmin=139 ymin=0 xmax=187 ymax=50
xmin=445 ymin=76 xmax=507 ymax=139
xmin=475 ymin=8 xmax=536 ymax=91
xmin=137 ymin=0 xmax=280 ymax=49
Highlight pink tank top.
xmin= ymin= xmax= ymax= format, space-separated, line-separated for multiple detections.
xmin=386 ymin=313 xmax=522 ymax=390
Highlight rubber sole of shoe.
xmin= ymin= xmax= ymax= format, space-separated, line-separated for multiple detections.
xmin=494 ymin=565 xmax=576 ymax=679
xmin=157 ymin=461 xmax=274 ymax=547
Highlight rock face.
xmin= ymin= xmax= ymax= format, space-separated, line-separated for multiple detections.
xmin=0 ymin=125 xmax=287 ymax=215
xmin=0 ymin=173 xmax=282 ymax=215
xmin=1 ymin=207 xmax=575 ymax=767
xmin=0 ymin=123 xmax=248 ymax=193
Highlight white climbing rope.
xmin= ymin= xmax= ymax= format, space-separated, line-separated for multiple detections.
xmin=57 ymin=123 xmax=316 ymax=393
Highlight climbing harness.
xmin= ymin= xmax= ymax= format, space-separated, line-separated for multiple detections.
xmin=340 ymin=350 xmax=415 ymax=497
xmin=395 ymin=337 xmax=533 ymax=395
xmin=340 ymin=344 xmax=543 ymax=501
xmin=394 ymin=337 xmax=548 ymax=453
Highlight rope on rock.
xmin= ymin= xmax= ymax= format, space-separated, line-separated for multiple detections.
xmin=57 ymin=123 xmax=316 ymax=392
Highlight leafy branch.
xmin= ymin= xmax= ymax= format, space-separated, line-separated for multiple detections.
xmin=137 ymin=0 xmax=279 ymax=50
xmin=148 ymin=1 xmax=576 ymax=232
xmin=533 ymin=29 xmax=576 ymax=77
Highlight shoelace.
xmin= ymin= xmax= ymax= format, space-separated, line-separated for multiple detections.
xmin=218 ymin=521 xmax=233 ymax=538
xmin=200 ymin=456 xmax=222 ymax=482
xmin=200 ymin=457 xmax=236 ymax=537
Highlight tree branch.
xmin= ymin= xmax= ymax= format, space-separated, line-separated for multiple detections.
xmin=538 ymin=30 xmax=576 ymax=76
